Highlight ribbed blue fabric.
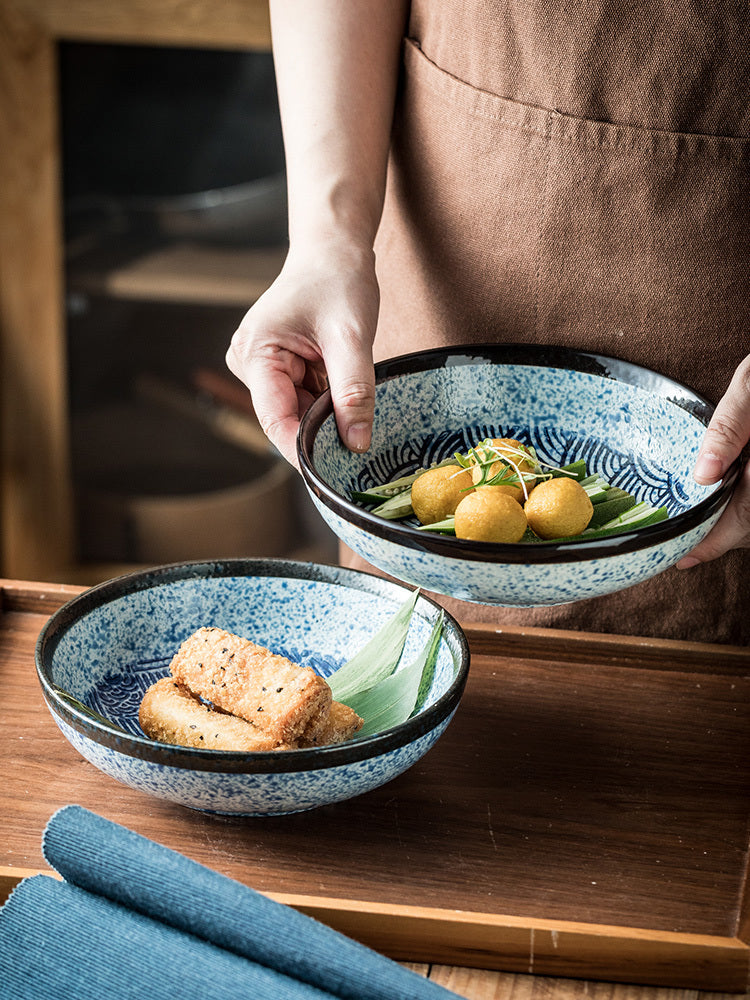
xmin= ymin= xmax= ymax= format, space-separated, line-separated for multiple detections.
xmin=0 ymin=806 xmax=458 ymax=1000
xmin=0 ymin=876 xmax=334 ymax=1000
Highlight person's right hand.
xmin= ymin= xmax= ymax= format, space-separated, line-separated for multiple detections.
xmin=226 ymin=239 xmax=379 ymax=468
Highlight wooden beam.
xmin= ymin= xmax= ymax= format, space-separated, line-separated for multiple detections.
xmin=10 ymin=0 xmax=272 ymax=50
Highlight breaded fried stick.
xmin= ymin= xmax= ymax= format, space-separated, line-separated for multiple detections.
xmin=169 ymin=627 xmax=332 ymax=745
xmin=299 ymin=699 xmax=364 ymax=747
xmin=139 ymin=677 xmax=292 ymax=751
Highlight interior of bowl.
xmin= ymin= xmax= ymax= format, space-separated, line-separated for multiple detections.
xmin=37 ymin=561 xmax=464 ymax=750
xmin=306 ymin=346 xmax=720 ymax=533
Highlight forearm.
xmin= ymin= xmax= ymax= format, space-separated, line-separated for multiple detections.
xmin=269 ymin=0 xmax=408 ymax=248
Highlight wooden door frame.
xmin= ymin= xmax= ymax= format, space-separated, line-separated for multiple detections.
xmin=0 ymin=0 xmax=271 ymax=581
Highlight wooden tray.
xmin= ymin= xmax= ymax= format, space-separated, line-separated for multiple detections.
xmin=4 ymin=579 xmax=750 ymax=992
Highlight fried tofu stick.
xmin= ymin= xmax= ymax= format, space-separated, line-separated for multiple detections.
xmin=298 ymin=699 xmax=364 ymax=748
xmin=139 ymin=678 xmax=292 ymax=751
xmin=169 ymin=627 xmax=332 ymax=744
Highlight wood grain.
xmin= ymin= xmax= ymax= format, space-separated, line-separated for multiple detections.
xmin=4 ymin=581 xmax=750 ymax=993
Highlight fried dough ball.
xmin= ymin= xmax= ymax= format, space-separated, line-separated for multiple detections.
xmin=523 ymin=476 xmax=594 ymax=539
xmin=411 ymin=464 xmax=475 ymax=525
xmin=470 ymin=438 xmax=535 ymax=502
xmin=454 ymin=489 xmax=527 ymax=543
xmin=473 ymin=480 xmax=525 ymax=504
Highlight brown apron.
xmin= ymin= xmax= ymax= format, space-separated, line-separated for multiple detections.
xmin=341 ymin=1 xmax=750 ymax=644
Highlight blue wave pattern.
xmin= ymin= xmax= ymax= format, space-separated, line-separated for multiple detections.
xmin=89 ymin=657 xmax=171 ymax=737
xmin=353 ymin=424 xmax=691 ymax=517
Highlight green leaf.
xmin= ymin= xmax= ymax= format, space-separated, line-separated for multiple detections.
xmin=328 ymin=588 xmax=420 ymax=702
xmin=346 ymin=612 xmax=445 ymax=738
xmin=52 ymin=686 xmax=127 ymax=733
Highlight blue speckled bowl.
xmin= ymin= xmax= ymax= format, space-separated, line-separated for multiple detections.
xmin=298 ymin=344 xmax=741 ymax=607
xmin=35 ymin=559 xmax=469 ymax=816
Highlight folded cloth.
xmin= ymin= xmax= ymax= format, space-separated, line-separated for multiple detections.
xmin=1 ymin=876 xmax=335 ymax=1000
xmin=0 ymin=806 xmax=459 ymax=1000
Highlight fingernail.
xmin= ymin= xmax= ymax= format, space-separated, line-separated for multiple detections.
xmin=345 ymin=423 xmax=371 ymax=453
xmin=676 ymin=555 xmax=700 ymax=570
xmin=694 ymin=452 xmax=724 ymax=484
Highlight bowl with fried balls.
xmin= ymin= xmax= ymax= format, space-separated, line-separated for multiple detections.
xmin=298 ymin=344 xmax=740 ymax=607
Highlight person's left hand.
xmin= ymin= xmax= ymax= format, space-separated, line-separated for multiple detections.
xmin=676 ymin=354 xmax=750 ymax=569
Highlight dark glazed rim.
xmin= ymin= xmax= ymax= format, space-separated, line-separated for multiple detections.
xmin=297 ymin=343 xmax=742 ymax=565
xmin=35 ymin=558 xmax=470 ymax=773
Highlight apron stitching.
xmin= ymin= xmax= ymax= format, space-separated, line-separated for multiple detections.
xmin=406 ymin=41 xmax=750 ymax=156
xmin=532 ymin=111 xmax=554 ymax=341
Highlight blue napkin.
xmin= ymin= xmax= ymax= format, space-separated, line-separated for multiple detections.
xmin=0 ymin=806 xmax=459 ymax=1000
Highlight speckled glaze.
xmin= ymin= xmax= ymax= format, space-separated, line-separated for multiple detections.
xmin=35 ymin=560 xmax=469 ymax=816
xmin=298 ymin=345 xmax=740 ymax=607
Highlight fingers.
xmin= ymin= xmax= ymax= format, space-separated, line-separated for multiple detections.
xmin=693 ymin=355 xmax=750 ymax=484
xmin=226 ymin=339 xmax=310 ymax=467
xmin=677 ymin=355 xmax=750 ymax=569
xmin=225 ymin=244 xmax=380 ymax=465
xmin=676 ymin=459 xmax=750 ymax=568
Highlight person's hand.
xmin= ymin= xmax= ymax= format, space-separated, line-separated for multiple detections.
xmin=226 ymin=240 xmax=379 ymax=468
xmin=676 ymin=354 xmax=750 ymax=569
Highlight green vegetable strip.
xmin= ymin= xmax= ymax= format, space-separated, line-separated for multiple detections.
xmin=353 ymin=460 xmax=456 ymax=503
xmin=417 ymin=516 xmax=456 ymax=534
xmin=346 ymin=612 xmax=445 ymax=738
xmin=328 ymin=588 xmax=419 ymax=702
xmin=372 ymin=490 xmax=415 ymax=520
xmin=587 ymin=494 xmax=637 ymax=529
xmin=598 ymin=501 xmax=668 ymax=530
xmin=549 ymin=459 xmax=587 ymax=481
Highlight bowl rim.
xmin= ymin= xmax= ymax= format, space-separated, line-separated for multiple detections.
xmin=297 ymin=343 xmax=742 ymax=565
xmin=35 ymin=558 xmax=470 ymax=774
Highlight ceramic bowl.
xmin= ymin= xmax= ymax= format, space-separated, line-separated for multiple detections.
xmin=35 ymin=559 xmax=469 ymax=816
xmin=298 ymin=344 xmax=741 ymax=607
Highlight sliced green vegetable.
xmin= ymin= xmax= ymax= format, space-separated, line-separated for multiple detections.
xmin=587 ymin=494 xmax=637 ymax=529
xmin=596 ymin=486 xmax=633 ymax=503
xmin=417 ymin=516 xmax=456 ymax=534
xmin=572 ymin=502 xmax=668 ymax=540
xmin=351 ymin=460 xmax=456 ymax=505
xmin=598 ymin=501 xmax=668 ymax=530
xmin=328 ymin=588 xmax=419 ymax=702
xmin=345 ymin=612 xmax=445 ymax=738
xmin=350 ymin=489 xmax=406 ymax=505
xmin=550 ymin=459 xmax=588 ymax=481
xmin=372 ymin=490 xmax=415 ymax=520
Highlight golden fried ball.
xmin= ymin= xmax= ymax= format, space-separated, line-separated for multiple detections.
xmin=411 ymin=465 xmax=475 ymax=525
xmin=523 ymin=476 xmax=594 ymax=539
xmin=454 ymin=489 xmax=528 ymax=543
xmin=475 ymin=482 xmax=525 ymax=504
xmin=470 ymin=437 xmax=535 ymax=494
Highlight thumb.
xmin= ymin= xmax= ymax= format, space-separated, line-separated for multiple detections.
xmin=694 ymin=356 xmax=750 ymax=485
xmin=324 ymin=342 xmax=376 ymax=454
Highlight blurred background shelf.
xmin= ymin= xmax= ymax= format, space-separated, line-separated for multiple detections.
xmin=0 ymin=4 xmax=339 ymax=586
xmin=68 ymin=240 xmax=287 ymax=307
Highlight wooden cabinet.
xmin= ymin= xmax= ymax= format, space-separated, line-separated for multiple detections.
xmin=0 ymin=0 xmax=274 ymax=583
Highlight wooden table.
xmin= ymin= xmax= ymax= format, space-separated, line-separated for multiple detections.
xmin=4 ymin=578 xmax=750 ymax=999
